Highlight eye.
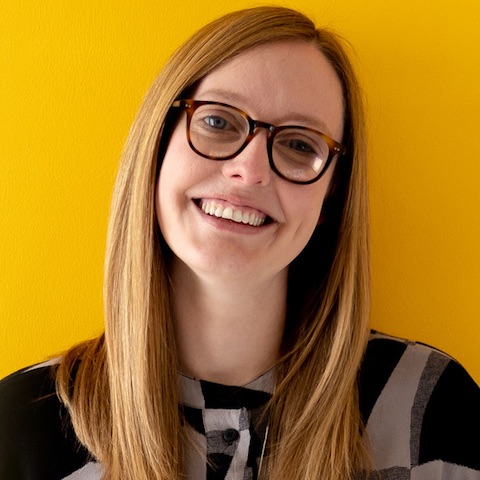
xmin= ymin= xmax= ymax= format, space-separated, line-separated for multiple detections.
xmin=204 ymin=115 xmax=228 ymax=130
xmin=274 ymin=128 xmax=330 ymax=161
xmin=283 ymin=138 xmax=316 ymax=154
xmin=191 ymin=107 xmax=247 ymax=143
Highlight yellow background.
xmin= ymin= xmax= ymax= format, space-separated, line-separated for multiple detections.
xmin=1 ymin=0 xmax=479 ymax=383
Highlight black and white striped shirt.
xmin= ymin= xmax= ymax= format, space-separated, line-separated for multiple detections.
xmin=1 ymin=332 xmax=479 ymax=479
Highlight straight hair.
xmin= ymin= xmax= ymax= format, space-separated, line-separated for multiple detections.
xmin=56 ymin=6 xmax=370 ymax=479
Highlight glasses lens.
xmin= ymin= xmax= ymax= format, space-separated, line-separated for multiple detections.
xmin=189 ymin=104 xmax=249 ymax=159
xmin=272 ymin=128 xmax=330 ymax=182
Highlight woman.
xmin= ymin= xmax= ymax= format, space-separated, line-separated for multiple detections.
xmin=1 ymin=6 xmax=479 ymax=480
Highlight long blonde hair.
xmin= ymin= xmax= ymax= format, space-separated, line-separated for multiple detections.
xmin=56 ymin=6 xmax=370 ymax=479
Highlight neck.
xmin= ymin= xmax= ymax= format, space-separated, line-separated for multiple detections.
xmin=170 ymin=258 xmax=287 ymax=386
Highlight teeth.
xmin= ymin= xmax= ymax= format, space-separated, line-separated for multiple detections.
xmin=233 ymin=210 xmax=243 ymax=222
xmin=200 ymin=200 xmax=266 ymax=227
xmin=222 ymin=207 xmax=233 ymax=220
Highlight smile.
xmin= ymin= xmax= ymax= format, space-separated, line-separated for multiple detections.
xmin=198 ymin=199 xmax=267 ymax=227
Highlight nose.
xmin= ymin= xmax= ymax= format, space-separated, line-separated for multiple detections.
xmin=221 ymin=131 xmax=272 ymax=186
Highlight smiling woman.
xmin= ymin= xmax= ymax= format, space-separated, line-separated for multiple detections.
xmin=156 ymin=40 xmax=343 ymax=289
xmin=1 ymin=6 xmax=479 ymax=480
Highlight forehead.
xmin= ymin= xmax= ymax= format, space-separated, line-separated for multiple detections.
xmin=193 ymin=40 xmax=345 ymax=140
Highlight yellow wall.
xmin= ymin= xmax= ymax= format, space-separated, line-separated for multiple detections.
xmin=1 ymin=0 xmax=479 ymax=383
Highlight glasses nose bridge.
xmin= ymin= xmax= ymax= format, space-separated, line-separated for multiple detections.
xmin=246 ymin=117 xmax=276 ymax=145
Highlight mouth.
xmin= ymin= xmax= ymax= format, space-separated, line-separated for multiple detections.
xmin=195 ymin=199 xmax=273 ymax=227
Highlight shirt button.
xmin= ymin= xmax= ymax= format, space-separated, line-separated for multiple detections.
xmin=223 ymin=428 xmax=240 ymax=444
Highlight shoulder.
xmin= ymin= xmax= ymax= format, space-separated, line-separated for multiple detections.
xmin=0 ymin=360 xmax=93 ymax=479
xmin=360 ymin=331 xmax=480 ymax=477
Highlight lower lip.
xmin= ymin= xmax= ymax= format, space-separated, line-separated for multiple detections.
xmin=194 ymin=201 xmax=272 ymax=234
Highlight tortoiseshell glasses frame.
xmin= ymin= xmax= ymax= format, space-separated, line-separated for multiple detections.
xmin=171 ymin=99 xmax=346 ymax=185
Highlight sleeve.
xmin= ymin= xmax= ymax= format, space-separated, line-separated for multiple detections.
xmin=361 ymin=334 xmax=480 ymax=479
xmin=416 ymin=359 xmax=480 ymax=474
xmin=0 ymin=364 xmax=91 ymax=479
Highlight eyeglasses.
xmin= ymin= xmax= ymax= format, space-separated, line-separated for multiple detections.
xmin=171 ymin=99 xmax=346 ymax=185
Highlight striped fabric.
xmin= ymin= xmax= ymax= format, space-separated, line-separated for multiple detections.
xmin=0 ymin=332 xmax=479 ymax=479
xmin=357 ymin=332 xmax=480 ymax=479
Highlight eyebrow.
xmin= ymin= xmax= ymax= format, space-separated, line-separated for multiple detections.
xmin=195 ymin=88 xmax=332 ymax=134
xmin=196 ymin=88 xmax=247 ymax=105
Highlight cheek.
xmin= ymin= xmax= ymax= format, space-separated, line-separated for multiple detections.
xmin=155 ymin=135 xmax=185 ymax=235
xmin=157 ymin=122 xmax=197 ymax=198
xmin=290 ymin=177 xmax=332 ymax=226
xmin=159 ymin=124 xmax=187 ymax=175
xmin=158 ymin=121 xmax=218 ymax=189
xmin=155 ymin=173 xmax=169 ymax=242
xmin=155 ymin=128 xmax=216 ymax=236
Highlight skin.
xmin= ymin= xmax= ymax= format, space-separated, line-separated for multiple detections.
xmin=156 ymin=40 xmax=345 ymax=385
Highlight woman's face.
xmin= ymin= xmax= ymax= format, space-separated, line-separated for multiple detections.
xmin=156 ymin=40 xmax=345 ymax=284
